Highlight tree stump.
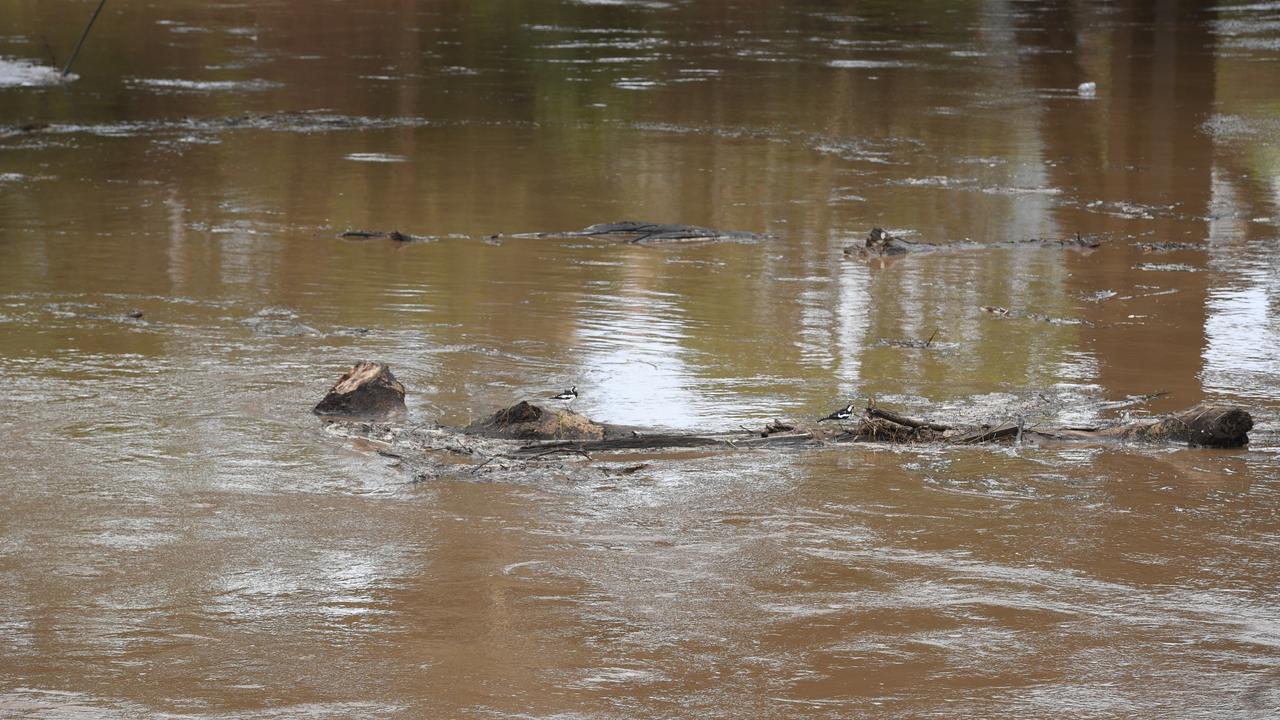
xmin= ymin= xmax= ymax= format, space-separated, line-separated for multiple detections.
xmin=313 ymin=361 xmax=406 ymax=417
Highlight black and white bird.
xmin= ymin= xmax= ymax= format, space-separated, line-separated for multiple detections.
xmin=818 ymin=402 xmax=855 ymax=422
xmin=551 ymin=386 xmax=578 ymax=403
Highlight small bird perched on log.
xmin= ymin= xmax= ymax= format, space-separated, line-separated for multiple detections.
xmin=818 ymin=402 xmax=855 ymax=422
xmin=551 ymin=386 xmax=578 ymax=403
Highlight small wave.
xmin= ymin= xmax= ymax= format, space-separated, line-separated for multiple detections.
xmin=829 ymin=59 xmax=914 ymax=69
xmin=345 ymin=153 xmax=408 ymax=163
xmin=570 ymin=0 xmax=674 ymax=8
xmin=613 ymin=77 xmax=662 ymax=90
xmin=129 ymin=77 xmax=283 ymax=93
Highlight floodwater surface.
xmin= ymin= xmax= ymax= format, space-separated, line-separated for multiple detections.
xmin=2 ymin=0 xmax=1279 ymax=717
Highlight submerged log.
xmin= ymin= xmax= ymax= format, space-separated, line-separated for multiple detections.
xmin=512 ymin=221 xmax=767 ymax=245
xmin=313 ymin=361 xmax=406 ymax=417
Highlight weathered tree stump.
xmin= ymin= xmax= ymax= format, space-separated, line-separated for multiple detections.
xmin=313 ymin=361 xmax=406 ymax=417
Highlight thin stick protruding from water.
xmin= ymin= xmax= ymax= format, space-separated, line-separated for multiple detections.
xmin=62 ymin=0 xmax=109 ymax=77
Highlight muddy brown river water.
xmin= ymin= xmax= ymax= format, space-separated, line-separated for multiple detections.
xmin=2 ymin=0 xmax=1280 ymax=717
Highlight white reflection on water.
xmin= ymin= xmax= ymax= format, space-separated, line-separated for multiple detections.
xmin=577 ymin=290 xmax=699 ymax=429
xmin=1204 ymin=267 xmax=1280 ymax=398
xmin=834 ymin=258 xmax=870 ymax=398
xmin=0 ymin=57 xmax=71 ymax=88
xmin=1204 ymin=168 xmax=1280 ymax=399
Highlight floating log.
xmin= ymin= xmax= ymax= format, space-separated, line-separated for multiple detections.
xmin=313 ymin=361 xmax=406 ymax=417
xmin=512 ymin=221 xmax=767 ymax=245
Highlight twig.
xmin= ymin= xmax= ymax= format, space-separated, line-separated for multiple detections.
xmin=470 ymin=455 xmax=502 ymax=474
xmin=41 ymin=35 xmax=59 ymax=68
xmin=63 ymin=0 xmax=109 ymax=77
xmin=925 ymin=329 xmax=938 ymax=348
xmin=529 ymin=448 xmax=593 ymax=461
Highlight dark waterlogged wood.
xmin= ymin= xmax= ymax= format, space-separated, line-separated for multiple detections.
xmin=512 ymin=221 xmax=767 ymax=245
xmin=313 ymin=361 xmax=406 ymax=417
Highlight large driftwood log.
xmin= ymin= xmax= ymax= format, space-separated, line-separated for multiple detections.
xmin=317 ymin=396 xmax=1253 ymax=485
xmin=509 ymin=402 xmax=1252 ymax=453
xmin=317 ymin=388 xmax=1254 ymax=489
xmin=313 ymin=361 xmax=406 ymax=417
